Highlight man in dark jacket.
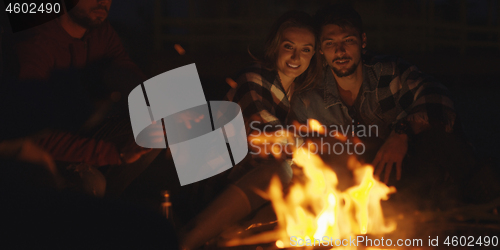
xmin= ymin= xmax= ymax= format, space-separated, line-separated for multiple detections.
xmin=16 ymin=0 xmax=141 ymax=83
xmin=9 ymin=0 xmax=156 ymax=196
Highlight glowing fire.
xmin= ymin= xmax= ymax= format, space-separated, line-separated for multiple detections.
xmin=269 ymin=146 xmax=396 ymax=246
xmin=228 ymin=119 xmax=396 ymax=248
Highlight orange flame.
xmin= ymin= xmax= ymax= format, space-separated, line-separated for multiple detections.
xmin=226 ymin=120 xmax=396 ymax=248
xmin=269 ymin=148 xmax=396 ymax=247
xmin=308 ymin=119 xmax=326 ymax=135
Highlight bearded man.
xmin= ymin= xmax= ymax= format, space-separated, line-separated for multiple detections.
xmin=288 ymin=4 xmax=476 ymax=206
xmin=14 ymin=0 xmax=139 ymax=81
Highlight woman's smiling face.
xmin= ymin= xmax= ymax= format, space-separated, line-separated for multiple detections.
xmin=275 ymin=27 xmax=316 ymax=85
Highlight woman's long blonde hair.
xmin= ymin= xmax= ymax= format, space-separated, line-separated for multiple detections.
xmin=253 ymin=11 xmax=321 ymax=93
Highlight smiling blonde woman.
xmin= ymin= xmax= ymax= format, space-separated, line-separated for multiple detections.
xmin=180 ymin=11 xmax=322 ymax=250
xmin=225 ymin=11 xmax=321 ymax=136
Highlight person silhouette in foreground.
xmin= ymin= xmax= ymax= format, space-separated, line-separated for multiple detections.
xmin=10 ymin=0 xmax=156 ymax=196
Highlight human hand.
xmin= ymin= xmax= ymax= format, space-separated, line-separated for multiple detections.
xmin=128 ymin=110 xmax=202 ymax=162
xmin=174 ymin=110 xmax=205 ymax=129
xmin=119 ymin=143 xmax=153 ymax=164
xmin=248 ymin=129 xmax=294 ymax=159
xmin=246 ymin=120 xmax=316 ymax=159
xmin=0 ymin=138 xmax=64 ymax=188
xmin=373 ymin=131 xmax=408 ymax=183
xmin=121 ymin=120 xmax=163 ymax=164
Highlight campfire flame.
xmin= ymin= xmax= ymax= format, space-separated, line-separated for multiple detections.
xmin=271 ymin=144 xmax=396 ymax=246
xmin=229 ymin=119 xmax=396 ymax=248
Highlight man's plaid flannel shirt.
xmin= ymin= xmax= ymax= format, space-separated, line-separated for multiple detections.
xmin=288 ymin=54 xmax=456 ymax=139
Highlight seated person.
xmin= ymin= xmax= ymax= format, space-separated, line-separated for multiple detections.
xmin=288 ymin=4 xmax=476 ymax=205
xmin=179 ymin=10 xmax=321 ymax=249
xmin=7 ymin=0 xmax=155 ymax=196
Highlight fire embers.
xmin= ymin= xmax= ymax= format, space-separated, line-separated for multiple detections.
xmin=225 ymin=119 xmax=397 ymax=248
xmin=267 ymin=148 xmax=397 ymax=246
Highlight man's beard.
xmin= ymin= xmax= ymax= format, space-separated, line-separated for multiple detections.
xmin=68 ymin=7 xmax=107 ymax=28
xmin=331 ymin=57 xmax=358 ymax=77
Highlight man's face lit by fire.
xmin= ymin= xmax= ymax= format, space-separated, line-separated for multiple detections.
xmin=320 ymin=24 xmax=366 ymax=78
xmin=275 ymin=27 xmax=316 ymax=85
xmin=68 ymin=0 xmax=112 ymax=28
